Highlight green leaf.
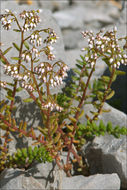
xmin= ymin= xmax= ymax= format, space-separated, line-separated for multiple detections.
xmin=22 ymin=148 xmax=27 ymax=158
xmin=28 ymin=147 xmax=32 ymax=156
xmin=24 ymin=41 xmax=30 ymax=50
xmin=73 ymin=68 xmax=80 ymax=75
xmin=37 ymin=126 xmax=48 ymax=136
xmin=16 ymin=87 xmax=23 ymax=92
xmin=79 ymin=110 xmax=84 ymax=119
xmin=7 ymin=82 xmax=15 ymax=87
xmin=23 ymin=98 xmax=33 ymax=103
xmin=6 ymin=95 xmax=14 ymax=101
xmin=3 ymin=47 xmax=12 ymax=55
xmin=7 ymin=89 xmax=13 ymax=97
xmin=101 ymin=76 xmax=110 ymax=83
xmin=13 ymin=29 xmax=21 ymax=32
xmin=69 ymin=116 xmax=77 ymax=123
xmin=12 ymin=43 xmax=20 ymax=51
xmin=115 ymin=70 xmax=126 ymax=75
xmin=34 ymin=59 xmax=40 ymax=63
xmin=11 ymin=57 xmax=20 ymax=60
xmin=111 ymin=73 xmax=117 ymax=82
xmin=0 ymin=58 xmax=6 ymax=64
xmin=106 ymin=121 xmax=112 ymax=133
xmin=106 ymin=90 xmax=115 ymax=100
xmin=17 ymin=149 xmax=22 ymax=157
xmin=0 ymin=104 xmax=7 ymax=113
xmin=33 ymin=146 xmax=38 ymax=157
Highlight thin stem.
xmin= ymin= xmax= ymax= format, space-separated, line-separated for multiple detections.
xmin=11 ymin=13 xmax=22 ymax=31
xmin=10 ymin=31 xmax=24 ymax=112
xmin=66 ymin=64 xmax=95 ymax=166
xmin=31 ymin=59 xmax=44 ymax=104
xmin=0 ymin=113 xmax=46 ymax=145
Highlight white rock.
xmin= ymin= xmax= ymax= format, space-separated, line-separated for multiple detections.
xmin=0 ymin=168 xmax=45 ymax=190
xmin=61 ymin=173 xmax=120 ymax=189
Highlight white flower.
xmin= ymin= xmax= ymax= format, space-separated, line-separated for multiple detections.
xmin=41 ymin=68 xmax=45 ymax=73
xmin=50 ymin=79 xmax=53 ymax=84
xmin=8 ymin=20 xmax=12 ymax=24
xmin=85 ymin=57 xmax=89 ymax=61
xmin=13 ymin=66 xmax=17 ymax=71
xmin=109 ymin=58 xmax=114 ymax=63
xmin=23 ymin=75 xmax=28 ymax=81
xmin=114 ymin=26 xmax=117 ymax=32
xmin=117 ymin=62 xmax=120 ymax=66
xmin=25 ymin=12 xmax=29 ymax=17
xmin=1 ymin=17 xmax=6 ymax=21
xmin=107 ymin=50 xmax=111 ymax=53
xmin=30 ymin=23 xmax=34 ymax=28
xmin=91 ymin=62 xmax=95 ymax=67
xmin=121 ymin=59 xmax=124 ymax=64
xmin=41 ymin=63 xmax=44 ymax=67
xmin=35 ymin=34 xmax=38 ymax=39
xmin=43 ymin=76 xmax=46 ymax=82
xmin=31 ymin=34 xmax=34 ymax=39
xmin=5 ymin=9 xmax=9 ymax=13
xmin=38 ymin=9 xmax=43 ymax=13
xmin=26 ymin=55 xmax=31 ymax=62
xmin=24 ymin=24 xmax=28 ymax=29
xmin=49 ymin=46 xmax=54 ymax=51
xmin=89 ymin=44 xmax=93 ymax=49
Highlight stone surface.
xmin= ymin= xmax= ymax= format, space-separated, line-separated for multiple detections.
xmin=0 ymin=168 xmax=45 ymax=190
xmin=53 ymin=5 xmax=115 ymax=30
xmin=82 ymin=135 xmax=127 ymax=189
xmin=61 ymin=173 xmax=120 ymax=190
xmin=80 ymin=102 xmax=127 ymax=127
xmin=0 ymin=168 xmax=120 ymax=190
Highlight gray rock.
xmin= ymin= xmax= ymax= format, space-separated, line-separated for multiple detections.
xmin=65 ymin=49 xmax=107 ymax=76
xmin=53 ymin=8 xmax=83 ymax=29
xmin=80 ymin=103 xmax=127 ymax=189
xmin=61 ymin=173 xmax=120 ymax=190
xmin=82 ymin=135 xmax=127 ymax=189
xmin=53 ymin=5 xmax=115 ymax=30
xmin=62 ymin=29 xmax=84 ymax=49
xmin=80 ymin=102 xmax=127 ymax=127
xmin=0 ymin=168 xmax=120 ymax=190
xmin=36 ymin=0 xmax=69 ymax=12
xmin=0 ymin=168 xmax=45 ymax=190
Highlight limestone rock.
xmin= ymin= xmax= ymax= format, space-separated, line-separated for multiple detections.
xmin=0 ymin=168 xmax=45 ymax=190
xmin=82 ymin=135 xmax=127 ymax=189
xmin=53 ymin=5 xmax=115 ymax=30
xmin=0 ymin=168 xmax=120 ymax=190
xmin=61 ymin=173 xmax=120 ymax=190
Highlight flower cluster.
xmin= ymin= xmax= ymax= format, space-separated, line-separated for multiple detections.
xmin=30 ymin=32 xmax=42 ymax=46
xmin=45 ymin=46 xmax=55 ymax=60
xmin=0 ymin=81 xmax=7 ymax=88
xmin=42 ymin=102 xmax=63 ymax=112
xmin=30 ymin=47 xmax=40 ymax=58
xmin=44 ymin=28 xmax=59 ymax=45
xmin=34 ymin=62 xmax=68 ymax=86
xmin=20 ymin=10 xmax=42 ymax=31
xmin=21 ymin=81 xmax=34 ymax=92
xmin=4 ymin=65 xmax=31 ymax=83
xmin=4 ymin=65 xmax=18 ymax=76
xmin=1 ymin=9 xmax=13 ymax=30
xmin=21 ymin=51 xmax=31 ymax=62
xmin=82 ymin=27 xmax=127 ymax=68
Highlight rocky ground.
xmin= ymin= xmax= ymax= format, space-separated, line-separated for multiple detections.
xmin=0 ymin=0 xmax=127 ymax=189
